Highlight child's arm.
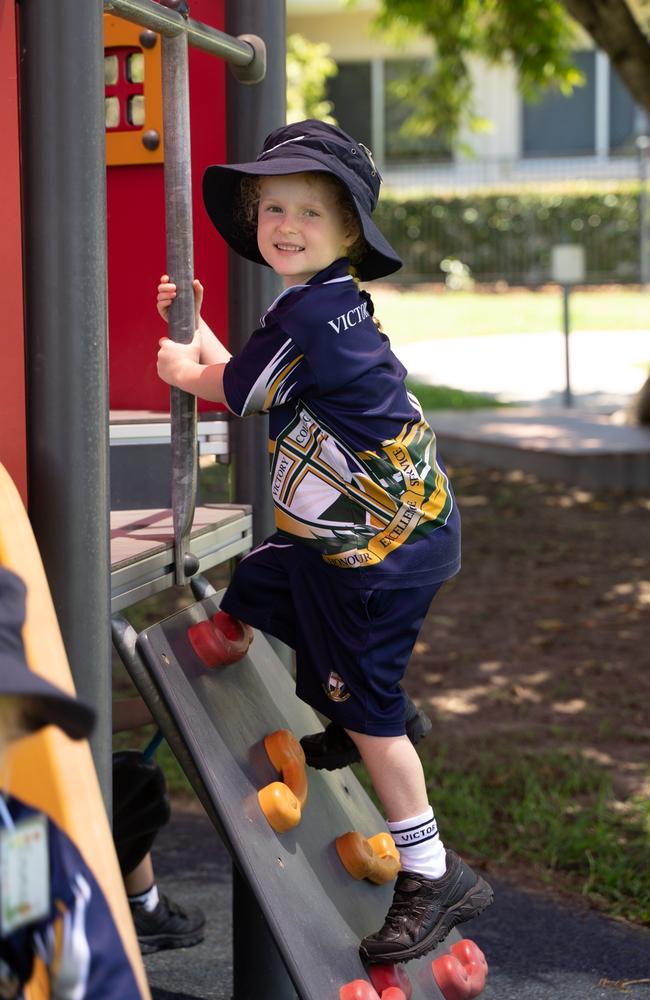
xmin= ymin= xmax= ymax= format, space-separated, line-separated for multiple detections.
xmin=156 ymin=274 xmax=230 ymax=404
xmin=157 ymin=335 xmax=227 ymax=404
xmin=197 ymin=314 xmax=232 ymax=365
xmin=157 ymin=275 xmax=232 ymax=365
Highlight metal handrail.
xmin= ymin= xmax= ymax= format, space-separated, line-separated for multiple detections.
xmin=103 ymin=0 xmax=265 ymax=77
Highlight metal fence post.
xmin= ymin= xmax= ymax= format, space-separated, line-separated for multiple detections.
xmin=637 ymin=135 xmax=650 ymax=288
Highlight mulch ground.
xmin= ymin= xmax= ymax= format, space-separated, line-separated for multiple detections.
xmin=408 ymin=464 xmax=650 ymax=801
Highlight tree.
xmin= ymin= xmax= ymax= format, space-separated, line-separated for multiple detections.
xmin=286 ymin=34 xmax=338 ymax=125
xmin=363 ymin=0 xmax=650 ymax=144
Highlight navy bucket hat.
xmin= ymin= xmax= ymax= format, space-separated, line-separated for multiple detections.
xmin=0 ymin=567 xmax=95 ymax=741
xmin=202 ymin=119 xmax=402 ymax=282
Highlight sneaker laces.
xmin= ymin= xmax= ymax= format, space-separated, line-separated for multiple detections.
xmin=382 ymin=877 xmax=435 ymax=932
xmin=157 ymin=893 xmax=186 ymax=918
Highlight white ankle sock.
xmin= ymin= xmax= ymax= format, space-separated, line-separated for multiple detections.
xmin=128 ymin=882 xmax=160 ymax=913
xmin=387 ymin=807 xmax=447 ymax=879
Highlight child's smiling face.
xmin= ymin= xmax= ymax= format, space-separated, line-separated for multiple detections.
xmin=256 ymin=173 xmax=358 ymax=288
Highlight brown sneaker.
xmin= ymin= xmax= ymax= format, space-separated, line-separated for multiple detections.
xmin=359 ymin=850 xmax=493 ymax=965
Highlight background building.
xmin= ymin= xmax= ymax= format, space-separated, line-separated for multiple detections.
xmin=288 ymin=0 xmax=647 ymax=190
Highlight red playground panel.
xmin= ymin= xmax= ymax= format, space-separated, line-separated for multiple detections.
xmin=106 ymin=0 xmax=228 ymax=414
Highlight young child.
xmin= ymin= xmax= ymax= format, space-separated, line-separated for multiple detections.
xmin=0 ymin=566 xmax=143 ymax=997
xmin=156 ymin=119 xmax=493 ymax=965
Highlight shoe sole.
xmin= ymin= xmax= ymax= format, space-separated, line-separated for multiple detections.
xmin=359 ymin=876 xmax=494 ymax=966
xmin=304 ymin=710 xmax=433 ymax=771
xmin=138 ymin=930 xmax=205 ymax=955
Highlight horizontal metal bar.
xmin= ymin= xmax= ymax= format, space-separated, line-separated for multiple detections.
xmin=110 ymin=418 xmax=228 ymax=442
xmin=104 ymin=0 xmax=255 ymax=66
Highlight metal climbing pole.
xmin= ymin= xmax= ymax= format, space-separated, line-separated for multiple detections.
xmin=160 ymin=2 xmax=198 ymax=585
xmin=106 ymin=0 xmax=266 ymax=584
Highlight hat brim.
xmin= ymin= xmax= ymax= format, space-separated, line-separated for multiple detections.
xmin=203 ymin=157 xmax=402 ymax=282
xmin=1 ymin=660 xmax=95 ymax=741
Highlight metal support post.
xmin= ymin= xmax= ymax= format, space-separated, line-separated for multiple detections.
xmin=232 ymin=865 xmax=297 ymax=1000
xmin=19 ymin=0 xmax=112 ymax=807
xmin=637 ymin=135 xmax=650 ymax=288
xmin=562 ymin=285 xmax=572 ymax=408
xmin=225 ymin=0 xmax=285 ymax=548
xmin=224 ymin=4 xmax=294 ymax=995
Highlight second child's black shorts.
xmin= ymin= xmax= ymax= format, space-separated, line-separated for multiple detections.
xmin=220 ymin=533 xmax=440 ymax=737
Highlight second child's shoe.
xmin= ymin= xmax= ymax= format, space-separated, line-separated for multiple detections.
xmin=301 ymin=700 xmax=432 ymax=771
xmin=131 ymin=894 xmax=206 ymax=955
xmin=359 ymin=850 xmax=494 ymax=965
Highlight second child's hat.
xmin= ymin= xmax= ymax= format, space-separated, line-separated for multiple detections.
xmin=0 ymin=567 xmax=95 ymax=741
xmin=203 ymin=119 xmax=402 ymax=282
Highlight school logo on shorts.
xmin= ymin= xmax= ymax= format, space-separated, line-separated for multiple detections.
xmin=323 ymin=671 xmax=351 ymax=702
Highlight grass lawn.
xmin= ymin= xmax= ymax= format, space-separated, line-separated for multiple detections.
xmin=371 ymin=286 xmax=650 ymax=346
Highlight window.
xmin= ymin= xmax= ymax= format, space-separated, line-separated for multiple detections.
xmin=609 ymin=65 xmax=638 ymax=152
xmin=384 ymin=59 xmax=451 ymax=163
xmin=327 ymin=62 xmax=372 ymax=149
xmin=523 ymin=51 xmax=596 ymax=156
xmin=327 ymin=58 xmax=451 ymax=165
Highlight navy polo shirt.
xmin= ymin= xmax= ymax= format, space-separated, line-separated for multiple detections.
xmin=223 ymin=258 xmax=460 ymax=589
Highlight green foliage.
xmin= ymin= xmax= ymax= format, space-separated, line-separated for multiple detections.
xmin=354 ymin=745 xmax=650 ymax=925
xmin=372 ymin=287 xmax=650 ymax=346
xmin=349 ymin=0 xmax=582 ymax=146
xmin=287 ymin=33 xmax=338 ymax=125
xmin=406 ymin=381 xmax=506 ymax=409
xmin=374 ymin=185 xmax=642 ymax=284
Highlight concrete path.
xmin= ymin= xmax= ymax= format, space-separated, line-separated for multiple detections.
xmin=428 ymin=406 xmax=650 ymax=492
xmin=395 ymin=329 xmax=650 ymax=491
xmin=398 ymin=329 xmax=649 ymax=409
xmin=146 ymin=806 xmax=650 ymax=1000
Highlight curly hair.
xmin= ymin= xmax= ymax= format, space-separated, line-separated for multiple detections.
xmin=236 ymin=172 xmax=368 ymax=269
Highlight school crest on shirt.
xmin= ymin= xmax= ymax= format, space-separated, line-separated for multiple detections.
xmin=323 ymin=671 xmax=351 ymax=703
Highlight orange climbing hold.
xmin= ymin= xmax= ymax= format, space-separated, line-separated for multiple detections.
xmin=335 ymin=830 xmax=400 ymax=884
xmin=258 ymin=730 xmax=308 ymax=832
xmin=263 ymin=730 xmax=308 ymax=807
xmin=257 ymin=781 xmax=301 ymax=833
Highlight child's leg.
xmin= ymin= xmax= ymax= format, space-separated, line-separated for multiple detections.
xmin=347 ymin=731 xmax=446 ymax=879
xmin=347 ymin=732 xmax=429 ymax=820
xmin=300 ymin=695 xmax=432 ymax=771
xmin=348 ymin=729 xmax=494 ymax=964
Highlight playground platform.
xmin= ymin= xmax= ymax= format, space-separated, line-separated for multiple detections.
xmin=428 ymin=407 xmax=650 ymax=493
xmin=110 ymin=505 xmax=252 ymax=611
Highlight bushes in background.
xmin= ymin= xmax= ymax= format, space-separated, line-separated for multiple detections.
xmin=375 ymin=184 xmax=642 ymax=285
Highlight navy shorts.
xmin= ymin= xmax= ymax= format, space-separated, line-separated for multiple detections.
xmin=220 ymin=534 xmax=440 ymax=737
